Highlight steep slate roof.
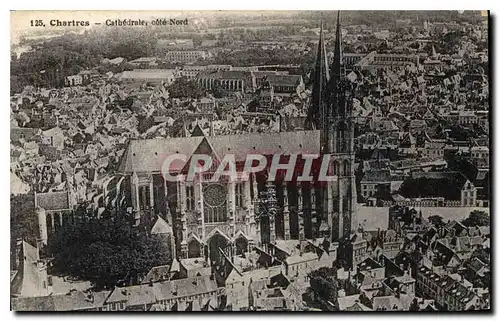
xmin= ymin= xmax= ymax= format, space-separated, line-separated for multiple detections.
xmin=180 ymin=258 xmax=209 ymax=271
xmin=107 ymin=284 xmax=156 ymax=305
xmin=142 ymin=265 xmax=172 ymax=284
xmin=118 ymin=130 xmax=320 ymax=173
xmin=35 ymin=191 xmax=70 ymax=211
xmin=52 ymin=291 xmax=111 ymax=311
xmin=11 ymin=127 xmax=39 ymax=143
xmin=151 ymin=216 xmax=173 ymax=235
xmin=11 ymin=296 xmax=56 ymax=311
xmin=118 ymin=136 xmax=203 ymax=173
xmin=120 ymin=69 xmax=175 ymax=80
xmin=11 ymin=290 xmax=110 ymax=311
xmin=361 ymin=170 xmax=392 ymax=183
xmin=263 ymin=74 xmax=303 ymax=87
xmin=153 ymin=275 xmax=218 ymax=301
xmin=197 ymin=70 xmax=249 ymax=80
xmin=284 ymin=252 xmax=318 ymax=265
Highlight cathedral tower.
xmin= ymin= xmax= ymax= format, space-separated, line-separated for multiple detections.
xmin=306 ymin=21 xmax=329 ymax=132
xmin=308 ymin=12 xmax=358 ymax=242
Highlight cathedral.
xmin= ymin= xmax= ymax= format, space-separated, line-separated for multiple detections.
xmin=114 ymin=12 xmax=358 ymax=266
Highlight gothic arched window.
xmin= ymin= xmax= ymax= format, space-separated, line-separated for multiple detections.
xmin=343 ymin=160 xmax=349 ymax=176
xmin=203 ymin=183 xmax=227 ymax=223
xmin=338 ymin=120 xmax=347 ymax=131
xmin=235 ymin=183 xmax=244 ymax=208
xmin=188 ymin=239 xmax=201 ymax=258
xmin=332 ymin=161 xmax=340 ymax=175
xmin=186 ymin=185 xmax=195 ymax=211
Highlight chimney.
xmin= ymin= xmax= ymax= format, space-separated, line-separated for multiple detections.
xmin=172 ymin=284 xmax=178 ymax=296
xmin=13 ymin=238 xmax=23 ymax=270
xmin=85 ymin=292 xmax=95 ymax=303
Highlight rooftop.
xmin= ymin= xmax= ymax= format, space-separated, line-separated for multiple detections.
xmin=118 ymin=130 xmax=320 ymax=173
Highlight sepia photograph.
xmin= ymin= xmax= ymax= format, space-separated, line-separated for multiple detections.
xmin=9 ymin=10 xmax=491 ymax=312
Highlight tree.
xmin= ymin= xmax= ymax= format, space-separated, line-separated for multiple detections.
xmin=10 ymin=28 xmax=158 ymax=91
xmin=428 ymin=215 xmax=445 ymax=228
xmin=49 ymin=219 xmax=171 ymax=289
xmin=471 ymin=247 xmax=490 ymax=265
xmin=137 ymin=115 xmax=155 ymax=134
xmin=166 ymin=77 xmax=205 ymax=99
xmin=409 ymin=298 xmax=420 ymax=311
xmin=462 ymin=210 xmax=489 ymax=227
xmin=210 ymin=81 xmax=228 ymax=99
xmin=307 ymin=267 xmax=339 ymax=311
xmin=11 ymin=194 xmax=38 ymax=266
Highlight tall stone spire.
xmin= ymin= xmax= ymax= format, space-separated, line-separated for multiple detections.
xmin=306 ymin=21 xmax=330 ymax=130
xmin=324 ymin=10 xmax=348 ymax=153
xmin=331 ymin=11 xmax=345 ymax=80
xmin=323 ymin=11 xmax=358 ymax=246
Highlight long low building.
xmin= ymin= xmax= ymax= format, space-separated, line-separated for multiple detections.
xmin=196 ymin=70 xmax=304 ymax=94
xmin=118 ymin=69 xmax=178 ymax=86
xmin=11 ymin=275 xmax=220 ymax=311
xmin=351 ymin=51 xmax=420 ymax=71
xmin=165 ymin=50 xmax=208 ymax=64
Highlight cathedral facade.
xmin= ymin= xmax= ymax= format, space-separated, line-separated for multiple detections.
xmin=116 ymin=13 xmax=358 ymax=266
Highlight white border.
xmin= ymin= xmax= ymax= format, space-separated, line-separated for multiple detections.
xmin=2 ymin=1 xmax=498 ymax=320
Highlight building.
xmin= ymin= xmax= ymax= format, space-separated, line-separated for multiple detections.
xmin=64 ymin=75 xmax=83 ymax=87
xmin=197 ymin=70 xmax=249 ymax=92
xmin=254 ymin=72 xmax=305 ymax=94
xmin=128 ymin=57 xmax=160 ymax=69
xmin=416 ymin=265 xmax=482 ymax=311
xmin=119 ymin=69 xmax=177 ymax=86
xmin=196 ymin=70 xmax=304 ymax=94
xmin=64 ymin=70 xmax=94 ymax=87
xmin=352 ymin=51 xmax=419 ymax=71
xmin=11 ymin=290 xmax=111 ymax=311
xmin=165 ymin=50 xmax=208 ymax=64
xmin=343 ymin=233 xmax=368 ymax=268
xmin=344 ymin=53 xmax=366 ymax=69
xmin=398 ymin=172 xmax=477 ymax=207
xmin=360 ymin=170 xmax=392 ymax=199
xmin=194 ymin=97 xmax=217 ymax=113
xmin=305 ymin=14 xmax=358 ymax=243
xmin=103 ymin=275 xmax=219 ymax=311
xmin=470 ymin=146 xmax=489 ymax=169
xmin=115 ymin=13 xmax=358 ymax=266
xmin=254 ymin=78 xmax=275 ymax=112
xmin=35 ymin=190 xmax=74 ymax=246
xmin=180 ymin=65 xmax=232 ymax=80
xmin=157 ymin=39 xmax=195 ymax=53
